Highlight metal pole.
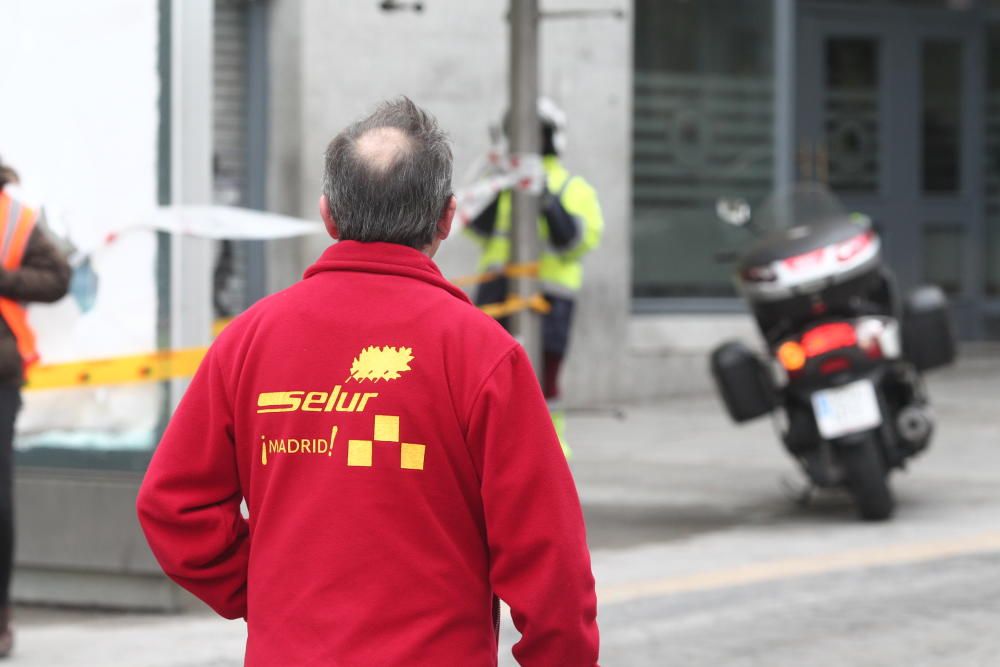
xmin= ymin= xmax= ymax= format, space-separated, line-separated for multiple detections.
xmin=244 ymin=1 xmax=270 ymax=307
xmin=509 ymin=0 xmax=543 ymax=376
xmin=773 ymin=0 xmax=795 ymax=193
xmin=169 ymin=0 xmax=214 ymax=409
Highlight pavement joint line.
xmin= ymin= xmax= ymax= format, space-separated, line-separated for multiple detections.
xmin=597 ymin=531 xmax=1000 ymax=605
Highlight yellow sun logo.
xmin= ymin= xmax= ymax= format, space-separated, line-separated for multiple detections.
xmin=348 ymin=346 xmax=414 ymax=383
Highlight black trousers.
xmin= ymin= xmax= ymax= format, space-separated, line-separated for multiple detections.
xmin=0 ymin=386 xmax=19 ymax=608
xmin=475 ymin=277 xmax=576 ymax=400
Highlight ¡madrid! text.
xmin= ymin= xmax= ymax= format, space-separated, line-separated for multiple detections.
xmin=260 ymin=427 xmax=338 ymax=466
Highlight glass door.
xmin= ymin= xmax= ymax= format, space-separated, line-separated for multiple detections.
xmin=798 ymin=4 xmax=984 ymax=337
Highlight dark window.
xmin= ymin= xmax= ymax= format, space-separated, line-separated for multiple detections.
xmin=985 ymin=26 xmax=1000 ymax=296
xmin=632 ymin=0 xmax=774 ymax=299
xmin=922 ymin=40 xmax=962 ymax=193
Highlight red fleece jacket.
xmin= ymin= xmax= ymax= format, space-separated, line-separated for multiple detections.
xmin=136 ymin=241 xmax=599 ymax=666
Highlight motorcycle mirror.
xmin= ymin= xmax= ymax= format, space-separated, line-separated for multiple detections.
xmin=715 ymin=197 xmax=752 ymax=227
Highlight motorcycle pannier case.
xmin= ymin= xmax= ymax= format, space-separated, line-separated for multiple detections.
xmin=710 ymin=341 xmax=775 ymax=423
xmin=903 ymin=285 xmax=956 ymax=372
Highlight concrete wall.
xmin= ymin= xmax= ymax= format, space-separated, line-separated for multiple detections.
xmin=540 ymin=0 xmax=633 ymax=406
xmin=622 ymin=313 xmax=760 ymax=402
xmin=267 ymin=0 xmax=634 ymax=405
xmin=12 ymin=471 xmax=180 ymax=610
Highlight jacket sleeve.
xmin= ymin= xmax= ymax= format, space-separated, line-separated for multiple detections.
xmin=136 ymin=344 xmax=249 ymax=620
xmin=0 ymin=226 xmax=71 ymax=302
xmin=548 ymin=179 xmax=603 ymax=262
xmin=463 ymin=196 xmax=500 ymax=246
xmin=466 ymin=344 xmax=599 ymax=666
xmin=540 ymin=189 xmax=581 ymax=250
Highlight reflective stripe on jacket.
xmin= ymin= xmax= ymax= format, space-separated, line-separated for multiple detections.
xmin=468 ymin=155 xmax=603 ymax=294
xmin=0 ymin=190 xmax=40 ymax=367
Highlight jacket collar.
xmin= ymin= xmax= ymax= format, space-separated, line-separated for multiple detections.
xmin=303 ymin=240 xmax=472 ymax=305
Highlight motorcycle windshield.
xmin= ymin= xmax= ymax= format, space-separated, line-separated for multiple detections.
xmin=753 ymin=183 xmax=850 ymax=232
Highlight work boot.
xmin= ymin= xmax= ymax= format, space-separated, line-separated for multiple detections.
xmin=0 ymin=607 xmax=12 ymax=658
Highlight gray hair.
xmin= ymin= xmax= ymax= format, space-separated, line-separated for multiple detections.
xmin=322 ymin=97 xmax=453 ymax=249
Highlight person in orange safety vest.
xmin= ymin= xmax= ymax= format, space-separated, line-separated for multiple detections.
xmin=0 ymin=158 xmax=71 ymax=658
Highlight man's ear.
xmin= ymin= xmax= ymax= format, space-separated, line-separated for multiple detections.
xmin=319 ymin=195 xmax=340 ymax=239
xmin=437 ymin=195 xmax=457 ymax=241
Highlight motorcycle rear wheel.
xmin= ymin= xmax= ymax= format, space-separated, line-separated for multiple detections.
xmin=840 ymin=436 xmax=895 ymax=521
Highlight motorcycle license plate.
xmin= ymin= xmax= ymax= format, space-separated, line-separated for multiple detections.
xmin=811 ymin=380 xmax=882 ymax=439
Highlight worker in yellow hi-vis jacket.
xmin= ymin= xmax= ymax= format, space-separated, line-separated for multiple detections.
xmin=464 ymin=98 xmax=604 ymax=458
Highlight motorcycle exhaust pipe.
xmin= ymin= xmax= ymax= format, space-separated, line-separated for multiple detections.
xmin=897 ymin=405 xmax=933 ymax=444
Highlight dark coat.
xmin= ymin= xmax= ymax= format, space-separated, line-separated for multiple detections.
xmin=0 ymin=226 xmax=72 ymax=385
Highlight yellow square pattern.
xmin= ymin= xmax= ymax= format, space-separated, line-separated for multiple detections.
xmin=374 ymin=415 xmax=400 ymax=442
xmin=400 ymin=443 xmax=425 ymax=470
xmin=347 ymin=440 xmax=373 ymax=467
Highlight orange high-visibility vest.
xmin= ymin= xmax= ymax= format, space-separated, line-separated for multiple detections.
xmin=0 ymin=189 xmax=40 ymax=368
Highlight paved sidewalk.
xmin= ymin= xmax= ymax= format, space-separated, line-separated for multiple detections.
xmin=9 ymin=608 xmax=244 ymax=667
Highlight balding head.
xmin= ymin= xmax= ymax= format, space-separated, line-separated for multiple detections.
xmin=354 ymin=127 xmax=413 ymax=173
xmin=322 ymin=97 xmax=453 ymax=249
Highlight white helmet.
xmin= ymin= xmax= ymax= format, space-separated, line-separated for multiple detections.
xmin=537 ymin=97 xmax=568 ymax=154
xmin=502 ymin=97 xmax=569 ymax=154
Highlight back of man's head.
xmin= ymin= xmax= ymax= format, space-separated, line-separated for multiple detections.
xmin=322 ymin=97 xmax=453 ymax=249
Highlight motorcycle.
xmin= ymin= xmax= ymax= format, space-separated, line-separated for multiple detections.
xmin=710 ymin=184 xmax=956 ymax=520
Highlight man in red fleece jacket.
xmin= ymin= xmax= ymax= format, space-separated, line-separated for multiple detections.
xmin=136 ymin=97 xmax=599 ymax=666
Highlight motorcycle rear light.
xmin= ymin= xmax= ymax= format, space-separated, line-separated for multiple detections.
xmin=835 ymin=230 xmax=874 ymax=262
xmin=801 ymin=322 xmax=857 ymax=358
xmin=862 ymin=343 xmax=883 ymax=360
xmin=783 ymin=247 xmax=826 ymax=271
xmin=740 ymin=265 xmax=777 ymax=283
xmin=777 ymin=341 xmax=807 ymax=372
xmin=819 ymin=356 xmax=851 ymax=375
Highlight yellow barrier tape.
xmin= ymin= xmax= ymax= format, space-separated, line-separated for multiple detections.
xmin=24 ymin=281 xmax=551 ymax=392
xmin=479 ymin=293 xmax=551 ymax=319
xmin=450 ymin=262 xmax=539 ymax=288
xmin=24 ymin=347 xmax=208 ymax=392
